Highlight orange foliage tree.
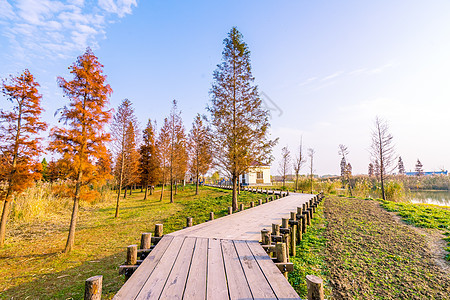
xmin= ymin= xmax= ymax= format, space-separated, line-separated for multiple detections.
xmin=139 ymin=119 xmax=160 ymax=200
xmin=188 ymin=114 xmax=212 ymax=195
xmin=49 ymin=48 xmax=112 ymax=253
xmin=0 ymin=70 xmax=48 ymax=247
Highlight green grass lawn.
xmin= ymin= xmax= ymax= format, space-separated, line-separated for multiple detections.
xmin=0 ymin=185 xmax=263 ymax=299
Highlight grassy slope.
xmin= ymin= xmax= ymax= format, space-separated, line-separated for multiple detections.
xmin=0 ymin=185 xmax=262 ymax=299
xmin=324 ymin=196 xmax=450 ymax=299
xmin=379 ymin=200 xmax=450 ymax=260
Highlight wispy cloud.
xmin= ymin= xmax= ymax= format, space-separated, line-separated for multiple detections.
xmin=297 ymin=62 xmax=396 ymax=89
xmin=0 ymin=0 xmax=137 ymax=61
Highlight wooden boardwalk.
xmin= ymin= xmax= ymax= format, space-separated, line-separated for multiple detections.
xmin=114 ymin=192 xmax=314 ymax=299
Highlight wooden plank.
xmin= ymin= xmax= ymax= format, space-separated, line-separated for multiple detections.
xmin=221 ymin=239 xmax=252 ymax=300
xmin=159 ymin=237 xmax=196 ymax=299
xmin=233 ymin=240 xmax=276 ymax=299
xmin=134 ymin=236 xmax=185 ymax=299
xmin=183 ymin=237 xmax=208 ymax=299
xmin=206 ymin=239 xmax=229 ymax=300
xmin=247 ymin=241 xmax=301 ymax=299
xmin=113 ymin=235 xmax=174 ymax=299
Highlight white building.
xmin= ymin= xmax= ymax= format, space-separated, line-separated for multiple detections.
xmin=240 ymin=163 xmax=271 ymax=186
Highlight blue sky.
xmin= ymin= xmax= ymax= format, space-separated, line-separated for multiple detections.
xmin=1 ymin=0 xmax=449 ymax=175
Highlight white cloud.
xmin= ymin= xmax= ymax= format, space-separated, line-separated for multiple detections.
xmin=0 ymin=0 xmax=137 ymax=61
xmin=0 ymin=0 xmax=15 ymax=19
xmin=98 ymin=0 xmax=137 ymax=18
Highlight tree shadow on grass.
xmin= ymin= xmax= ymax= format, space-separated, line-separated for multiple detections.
xmin=1 ymin=251 xmax=127 ymax=300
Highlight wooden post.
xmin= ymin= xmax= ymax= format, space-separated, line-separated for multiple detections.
xmin=239 ymin=203 xmax=244 ymax=211
xmin=281 ymin=218 xmax=289 ymax=229
xmin=306 ymin=275 xmax=325 ymax=300
xmin=261 ymin=229 xmax=271 ymax=245
xmin=84 ymin=275 xmax=102 ymax=300
xmin=275 ymin=242 xmax=288 ymax=263
xmin=250 ymin=201 xmax=254 ymax=208
xmin=154 ymin=224 xmax=163 ymax=237
xmin=272 ymin=223 xmax=280 ymax=236
xmin=127 ymin=245 xmax=137 ymax=265
xmin=209 ymin=211 xmax=214 ymax=221
xmin=290 ymin=211 xmax=296 ymax=221
xmin=140 ymin=233 xmax=152 ymax=249
xmin=258 ymin=199 xmax=263 ymax=205
xmin=276 ymin=242 xmax=288 ymax=279
xmin=290 ymin=224 xmax=297 ymax=256
xmin=281 ymin=218 xmax=290 ymax=255
xmin=228 ymin=206 xmax=233 ymax=215
xmin=302 ymin=214 xmax=307 ymax=234
xmin=186 ymin=217 xmax=193 ymax=227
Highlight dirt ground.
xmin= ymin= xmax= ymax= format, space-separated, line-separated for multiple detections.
xmin=324 ymin=196 xmax=450 ymax=300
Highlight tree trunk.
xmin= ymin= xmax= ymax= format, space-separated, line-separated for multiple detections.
xmin=170 ymin=178 xmax=174 ymax=203
xmin=195 ymin=173 xmax=199 ymax=195
xmin=129 ymin=186 xmax=132 ymax=195
xmin=123 ymin=186 xmax=127 ymax=199
xmin=232 ymin=175 xmax=238 ymax=211
xmin=115 ymin=179 xmax=122 ymax=218
xmin=160 ymin=184 xmax=165 ymax=201
xmin=295 ymin=173 xmax=299 ymax=191
xmin=381 ymin=175 xmax=386 ymax=200
xmin=115 ymin=150 xmax=125 ymax=218
xmin=150 ymin=186 xmax=153 ymax=195
xmin=175 ymin=181 xmax=178 ymax=195
xmin=64 ymin=170 xmax=82 ymax=253
xmin=144 ymin=184 xmax=148 ymax=200
xmin=0 ymin=200 xmax=11 ymax=247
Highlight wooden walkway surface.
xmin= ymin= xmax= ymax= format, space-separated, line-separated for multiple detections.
xmin=114 ymin=192 xmax=313 ymax=299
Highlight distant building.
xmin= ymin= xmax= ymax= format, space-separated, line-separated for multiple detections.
xmin=240 ymin=162 xmax=271 ymax=185
xmin=405 ymin=170 xmax=448 ymax=176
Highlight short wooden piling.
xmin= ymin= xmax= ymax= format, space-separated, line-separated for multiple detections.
xmin=186 ymin=217 xmax=193 ymax=227
xmin=272 ymin=223 xmax=280 ymax=236
xmin=154 ymin=224 xmax=163 ymax=237
xmin=261 ymin=229 xmax=271 ymax=245
xmin=209 ymin=211 xmax=214 ymax=220
xmin=228 ymin=206 xmax=233 ymax=215
xmin=306 ymin=275 xmax=325 ymax=300
xmin=84 ymin=275 xmax=102 ymax=300
xmin=276 ymin=242 xmax=288 ymax=279
xmin=258 ymin=199 xmax=263 ymax=205
xmin=250 ymin=201 xmax=254 ymax=207
xmin=290 ymin=224 xmax=297 ymax=256
xmin=239 ymin=203 xmax=244 ymax=211
xmin=127 ymin=245 xmax=137 ymax=265
xmin=140 ymin=233 xmax=152 ymax=249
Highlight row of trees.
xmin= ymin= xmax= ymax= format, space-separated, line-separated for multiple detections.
xmin=277 ymin=139 xmax=316 ymax=193
xmin=0 ymin=27 xmax=277 ymax=251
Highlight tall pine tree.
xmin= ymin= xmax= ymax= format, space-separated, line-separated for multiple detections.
xmin=209 ymin=27 xmax=276 ymax=211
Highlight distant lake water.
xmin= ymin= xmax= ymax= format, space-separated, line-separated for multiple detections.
xmin=408 ymin=190 xmax=450 ymax=206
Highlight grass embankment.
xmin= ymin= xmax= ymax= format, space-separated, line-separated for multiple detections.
xmin=380 ymin=200 xmax=450 ymax=260
xmin=0 ymin=185 xmax=262 ymax=299
xmin=288 ymin=203 xmax=332 ymax=298
xmin=290 ymin=196 xmax=450 ymax=299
